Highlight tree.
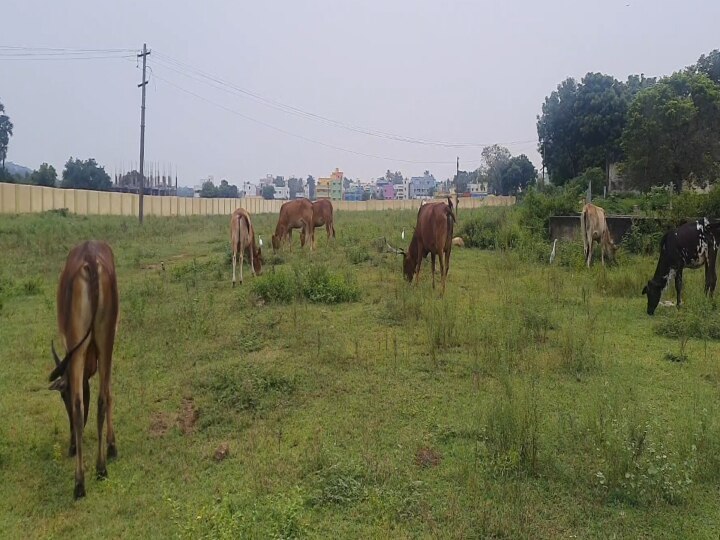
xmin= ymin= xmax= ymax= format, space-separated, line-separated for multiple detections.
xmin=216 ymin=179 xmax=239 ymax=198
xmin=497 ymin=155 xmax=537 ymax=195
xmin=0 ymin=100 xmax=13 ymax=171
xmin=482 ymin=144 xmax=512 ymax=193
xmin=288 ymin=177 xmax=302 ymax=199
xmin=343 ymin=177 xmax=352 ymax=189
xmin=306 ymin=175 xmax=316 ymax=199
xmin=273 ymin=176 xmax=286 ymax=187
xmin=261 ymin=184 xmax=276 ymax=200
xmin=199 ymin=180 xmax=218 ymax=197
xmin=361 ymin=190 xmax=370 ymax=201
xmin=537 ymin=73 xmax=633 ymax=185
xmin=622 ymin=72 xmax=720 ymax=193
xmin=61 ymin=158 xmax=112 ymax=191
xmin=693 ymin=49 xmax=720 ymax=85
xmin=29 ymin=163 xmax=57 ymax=187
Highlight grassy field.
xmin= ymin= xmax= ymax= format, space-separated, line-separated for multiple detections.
xmin=1 ymin=208 xmax=720 ymax=539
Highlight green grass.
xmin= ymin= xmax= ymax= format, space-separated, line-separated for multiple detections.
xmin=2 ymin=209 xmax=720 ymax=538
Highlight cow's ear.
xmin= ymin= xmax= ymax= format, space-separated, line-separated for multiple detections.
xmin=642 ymin=285 xmax=648 ymax=295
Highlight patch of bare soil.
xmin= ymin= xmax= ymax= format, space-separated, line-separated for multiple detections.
xmin=213 ymin=442 xmax=230 ymax=462
xmin=149 ymin=412 xmax=172 ymax=437
xmin=178 ymin=397 xmax=199 ymax=435
xmin=415 ymin=446 xmax=442 ymax=469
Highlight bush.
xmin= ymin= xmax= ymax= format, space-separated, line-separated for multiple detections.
xmin=251 ymin=263 xmax=360 ymax=304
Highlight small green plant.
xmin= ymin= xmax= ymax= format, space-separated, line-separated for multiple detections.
xmin=346 ymin=245 xmax=370 ymax=265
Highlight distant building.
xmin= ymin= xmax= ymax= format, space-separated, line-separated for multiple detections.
xmin=378 ymin=181 xmax=396 ymax=200
xmin=468 ymin=182 xmax=488 ymax=197
xmin=241 ymin=181 xmax=257 ymax=198
xmin=409 ymin=175 xmax=436 ymax=198
xmin=274 ymin=186 xmax=290 ymax=200
xmin=344 ymin=185 xmax=364 ymax=201
xmin=395 ymin=181 xmax=409 ymax=200
xmin=317 ymin=168 xmax=344 ymax=200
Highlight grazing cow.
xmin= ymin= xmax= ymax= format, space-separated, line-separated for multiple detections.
xmin=452 ymin=236 xmax=465 ymax=248
xmin=300 ymin=199 xmax=336 ymax=247
xmin=581 ymin=203 xmax=616 ymax=267
xmin=642 ymin=218 xmax=719 ymax=315
xmin=230 ymin=208 xmax=262 ymax=286
xmin=48 ymin=241 xmax=119 ymax=499
xmin=400 ymin=197 xmax=455 ymax=291
xmin=271 ymin=198 xmax=314 ymax=252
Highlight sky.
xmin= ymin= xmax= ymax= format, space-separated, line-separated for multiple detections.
xmin=2 ymin=0 xmax=719 ymax=187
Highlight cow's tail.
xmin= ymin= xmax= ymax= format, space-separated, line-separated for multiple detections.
xmin=49 ymin=259 xmax=99 ymax=383
xmin=580 ymin=206 xmax=588 ymax=258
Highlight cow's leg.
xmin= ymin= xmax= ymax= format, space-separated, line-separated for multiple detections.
xmin=69 ymin=351 xmax=87 ymax=498
xmin=232 ymin=248 xmax=237 ymax=287
xmin=437 ymin=252 xmax=445 ymax=293
xmin=706 ymin=245 xmax=717 ymax=298
xmin=62 ymin=390 xmax=75 ymax=456
xmin=443 ymin=248 xmax=451 ymax=292
xmin=309 ymin=224 xmax=316 ymax=251
xmin=430 ymin=253 xmax=437 ymax=289
xmin=675 ymin=269 xmax=683 ymax=307
xmin=97 ymin=312 xmax=118 ymax=477
xmin=239 ymin=243 xmax=244 ymax=285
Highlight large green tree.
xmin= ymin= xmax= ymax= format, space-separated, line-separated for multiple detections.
xmin=29 ymin=163 xmax=57 ymax=187
xmin=622 ymin=72 xmax=720 ymax=193
xmin=216 ymin=179 xmax=239 ymax=198
xmin=261 ymin=184 xmax=276 ymax=200
xmin=537 ymin=73 xmax=634 ymax=185
xmin=498 ymin=155 xmax=537 ymax=195
xmin=482 ymin=144 xmax=511 ymax=193
xmin=61 ymin=158 xmax=112 ymax=190
xmin=0 ymin=100 xmax=13 ymax=171
xmin=306 ymin=175 xmax=315 ymax=200
xmin=693 ymin=49 xmax=720 ymax=85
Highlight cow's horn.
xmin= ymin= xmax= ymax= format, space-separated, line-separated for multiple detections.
xmin=51 ymin=340 xmax=61 ymax=367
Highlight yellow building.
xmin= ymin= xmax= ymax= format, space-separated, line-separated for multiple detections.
xmin=317 ymin=168 xmax=344 ymax=200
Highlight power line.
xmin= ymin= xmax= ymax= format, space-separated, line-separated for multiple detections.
xmin=152 ymin=50 xmax=536 ymax=149
xmin=150 ymin=71 xmax=467 ymax=165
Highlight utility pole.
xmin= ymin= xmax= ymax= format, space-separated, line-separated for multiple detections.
xmin=137 ymin=43 xmax=150 ymax=224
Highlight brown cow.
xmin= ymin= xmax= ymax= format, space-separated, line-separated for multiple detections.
xmin=231 ymin=208 xmax=262 ymax=286
xmin=581 ymin=203 xmax=616 ymax=267
xmin=271 ymin=198 xmax=314 ymax=252
xmin=48 ymin=241 xmax=119 ymax=499
xmin=400 ymin=197 xmax=455 ymax=291
xmin=301 ymin=199 xmax=336 ymax=247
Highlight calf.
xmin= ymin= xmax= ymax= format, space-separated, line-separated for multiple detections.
xmin=231 ymin=208 xmax=262 ymax=286
xmin=581 ymin=203 xmax=616 ymax=267
xmin=301 ymin=199 xmax=335 ymax=247
xmin=48 ymin=241 xmax=119 ymax=499
xmin=401 ymin=198 xmax=455 ymax=291
xmin=271 ymin=198 xmax=314 ymax=252
xmin=642 ymin=218 xmax=718 ymax=315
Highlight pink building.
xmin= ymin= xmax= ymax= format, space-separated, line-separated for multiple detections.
xmin=381 ymin=183 xmax=396 ymax=200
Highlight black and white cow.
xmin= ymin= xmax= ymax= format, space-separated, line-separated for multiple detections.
xmin=642 ymin=218 xmax=719 ymax=315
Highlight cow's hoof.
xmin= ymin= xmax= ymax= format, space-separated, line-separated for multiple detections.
xmin=68 ymin=444 xmax=76 ymax=457
xmin=108 ymin=444 xmax=117 ymax=459
xmin=96 ymin=467 xmax=108 ymax=480
xmin=232 ymin=282 xmax=236 ymax=288
xmin=74 ymin=482 xmax=86 ymax=499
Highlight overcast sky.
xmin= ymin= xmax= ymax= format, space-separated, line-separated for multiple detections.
xmin=2 ymin=0 xmax=718 ymax=187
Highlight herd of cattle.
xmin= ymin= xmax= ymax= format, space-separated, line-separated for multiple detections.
xmin=45 ymin=197 xmax=719 ymax=498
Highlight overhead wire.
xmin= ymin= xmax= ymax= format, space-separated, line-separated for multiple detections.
xmin=149 ymin=70 xmax=467 ymax=165
xmin=152 ymin=50 xmax=536 ymax=150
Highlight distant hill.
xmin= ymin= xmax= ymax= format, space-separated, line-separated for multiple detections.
xmin=4 ymin=161 xmax=32 ymax=177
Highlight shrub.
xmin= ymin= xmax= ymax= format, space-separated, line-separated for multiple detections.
xmin=251 ymin=264 xmax=360 ymax=304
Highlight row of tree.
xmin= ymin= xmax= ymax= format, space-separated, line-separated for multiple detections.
xmin=537 ymin=49 xmax=720 ymax=192
xmin=0 ymin=155 xmax=114 ymax=191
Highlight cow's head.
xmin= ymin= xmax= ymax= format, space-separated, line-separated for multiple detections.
xmin=271 ymin=234 xmax=280 ymax=252
xmin=49 ymin=341 xmax=70 ymax=393
xmin=253 ymin=247 xmax=263 ymax=275
xmin=642 ymin=280 xmax=662 ymax=315
xmin=402 ymin=251 xmax=415 ymax=282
